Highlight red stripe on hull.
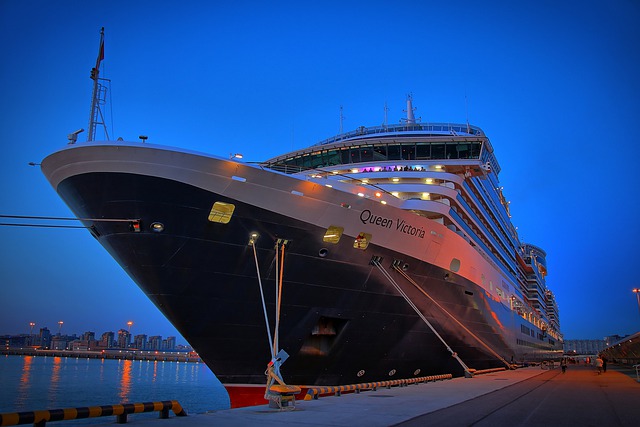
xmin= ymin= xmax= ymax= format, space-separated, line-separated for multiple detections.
xmin=224 ymin=384 xmax=308 ymax=408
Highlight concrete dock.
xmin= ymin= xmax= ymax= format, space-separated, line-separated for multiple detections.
xmin=98 ymin=364 xmax=640 ymax=426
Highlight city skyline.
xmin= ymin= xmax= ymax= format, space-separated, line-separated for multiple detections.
xmin=2 ymin=321 xmax=183 ymax=343
xmin=1 ymin=1 xmax=640 ymax=342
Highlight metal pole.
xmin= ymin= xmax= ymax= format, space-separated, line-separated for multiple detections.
xmin=633 ymin=288 xmax=640 ymax=321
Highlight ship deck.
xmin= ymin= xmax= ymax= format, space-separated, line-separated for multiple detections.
xmin=91 ymin=364 xmax=640 ymax=426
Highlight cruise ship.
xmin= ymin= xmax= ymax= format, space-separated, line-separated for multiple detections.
xmin=40 ymin=32 xmax=562 ymax=407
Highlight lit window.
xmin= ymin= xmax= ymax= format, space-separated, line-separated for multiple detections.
xmin=208 ymin=202 xmax=235 ymax=224
xmin=323 ymin=226 xmax=344 ymax=244
xmin=353 ymin=232 xmax=372 ymax=250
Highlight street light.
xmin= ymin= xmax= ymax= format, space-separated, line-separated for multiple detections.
xmin=29 ymin=322 xmax=35 ymax=346
xmin=633 ymin=288 xmax=640 ymax=320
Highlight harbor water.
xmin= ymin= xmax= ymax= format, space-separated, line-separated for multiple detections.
xmin=0 ymin=354 xmax=230 ymax=419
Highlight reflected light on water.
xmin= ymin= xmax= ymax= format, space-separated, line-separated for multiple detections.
xmin=48 ymin=357 xmax=62 ymax=407
xmin=119 ymin=359 xmax=132 ymax=401
xmin=16 ymin=356 xmax=33 ymax=407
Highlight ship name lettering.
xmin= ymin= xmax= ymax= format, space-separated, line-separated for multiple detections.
xmin=395 ymin=219 xmax=425 ymax=239
xmin=359 ymin=210 xmax=392 ymax=228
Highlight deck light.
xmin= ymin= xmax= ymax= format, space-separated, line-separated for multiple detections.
xmin=249 ymin=232 xmax=259 ymax=245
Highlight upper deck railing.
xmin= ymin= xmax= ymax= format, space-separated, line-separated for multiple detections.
xmin=313 ymin=122 xmax=485 ymax=147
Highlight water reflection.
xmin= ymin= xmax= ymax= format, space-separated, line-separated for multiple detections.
xmin=119 ymin=359 xmax=132 ymax=401
xmin=15 ymin=356 xmax=33 ymax=407
xmin=48 ymin=357 xmax=62 ymax=407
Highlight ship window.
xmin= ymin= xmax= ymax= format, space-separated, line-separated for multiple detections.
xmin=431 ymin=143 xmax=445 ymax=159
xmin=446 ymin=143 xmax=459 ymax=159
xmin=323 ymin=226 xmax=344 ymax=244
xmin=416 ymin=143 xmax=431 ymax=159
xmin=401 ymin=144 xmax=415 ymax=160
xmin=387 ymin=144 xmax=402 ymax=160
xmin=359 ymin=145 xmax=374 ymax=162
xmin=353 ymin=232 xmax=372 ymax=250
xmin=373 ymin=145 xmax=387 ymax=160
xmin=450 ymin=258 xmax=461 ymax=272
xmin=208 ymin=202 xmax=235 ymax=224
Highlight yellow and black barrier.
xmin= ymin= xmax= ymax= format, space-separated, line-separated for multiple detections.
xmin=304 ymin=373 xmax=453 ymax=400
xmin=0 ymin=400 xmax=186 ymax=426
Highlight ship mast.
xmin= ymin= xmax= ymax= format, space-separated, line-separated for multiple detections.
xmin=402 ymin=93 xmax=420 ymax=126
xmin=405 ymin=94 xmax=416 ymax=124
xmin=87 ymin=27 xmax=109 ymax=142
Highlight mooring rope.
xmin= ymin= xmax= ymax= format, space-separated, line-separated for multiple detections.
xmin=250 ymin=240 xmax=275 ymax=359
xmin=393 ymin=265 xmax=512 ymax=369
xmin=372 ymin=260 xmax=473 ymax=376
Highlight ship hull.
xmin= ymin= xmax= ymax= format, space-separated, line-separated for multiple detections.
xmin=42 ymin=143 xmax=562 ymax=388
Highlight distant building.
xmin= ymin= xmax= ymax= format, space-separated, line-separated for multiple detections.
xmin=148 ymin=335 xmax=162 ymax=350
xmin=564 ymin=339 xmax=607 ymax=354
xmin=50 ymin=335 xmax=68 ymax=350
xmin=39 ymin=327 xmax=51 ymax=349
xmin=82 ymin=331 xmax=95 ymax=341
xmin=117 ymin=329 xmax=131 ymax=348
xmin=133 ymin=334 xmax=147 ymax=350
xmin=100 ymin=331 xmax=115 ymax=348
xmin=166 ymin=336 xmax=176 ymax=350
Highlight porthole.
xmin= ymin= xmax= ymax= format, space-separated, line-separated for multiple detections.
xmin=319 ymin=248 xmax=328 ymax=258
xmin=150 ymin=222 xmax=164 ymax=232
xmin=450 ymin=258 xmax=461 ymax=272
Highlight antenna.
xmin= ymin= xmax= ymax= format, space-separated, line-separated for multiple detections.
xmin=339 ymin=105 xmax=344 ymax=134
xmin=383 ymin=102 xmax=389 ymax=128
xmin=465 ymin=93 xmax=470 ymax=134
xmin=87 ymin=27 xmax=110 ymax=142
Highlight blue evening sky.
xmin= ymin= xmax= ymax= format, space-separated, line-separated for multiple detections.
xmin=1 ymin=1 xmax=639 ymax=344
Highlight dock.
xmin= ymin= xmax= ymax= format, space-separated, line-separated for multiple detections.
xmin=86 ymin=364 xmax=640 ymax=426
